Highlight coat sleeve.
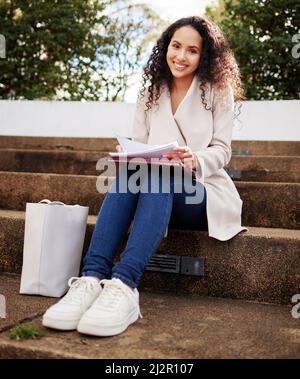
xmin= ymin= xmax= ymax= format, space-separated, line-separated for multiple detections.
xmin=194 ymin=84 xmax=234 ymax=184
xmin=131 ymin=93 xmax=150 ymax=143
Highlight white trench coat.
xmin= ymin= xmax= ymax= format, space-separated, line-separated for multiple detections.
xmin=131 ymin=75 xmax=248 ymax=241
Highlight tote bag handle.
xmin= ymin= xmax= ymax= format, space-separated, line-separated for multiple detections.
xmin=39 ymin=199 xmax=80 ymax=206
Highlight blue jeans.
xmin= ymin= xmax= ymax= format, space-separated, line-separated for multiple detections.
xmin=81 ymin=164 xmax=208 ymax=288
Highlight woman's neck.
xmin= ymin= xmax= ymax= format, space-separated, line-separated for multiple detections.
xmin=171 ymin=74 xmax=195 ymax=93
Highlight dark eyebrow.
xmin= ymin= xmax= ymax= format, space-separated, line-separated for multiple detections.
xmin=172 ymin=40 xmax=200 ymax=50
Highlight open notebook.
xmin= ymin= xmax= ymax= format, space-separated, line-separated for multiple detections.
xmin=109 ymin=135 xmax=179 ymax=158
xmin=108 ymin=135 xmax=182 ymax=166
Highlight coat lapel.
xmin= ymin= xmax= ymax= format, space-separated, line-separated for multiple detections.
xmin=173 ymin=74 xmax=198 ymax=119
xmin=148 ymin=75 xmax=209 ymax=148
xmin=165 ymin=75 xmax=199 ymax=147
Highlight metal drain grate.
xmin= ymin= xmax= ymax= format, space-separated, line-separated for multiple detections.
xmin=145 ymin=253 xmax=204 ymax=277
xmin=146 ymin=254 xmax=180 ymax=273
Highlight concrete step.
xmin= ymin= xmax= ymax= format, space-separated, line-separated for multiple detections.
xmin=1 ymin=136 xmax=299 ymax=156
xmin=0 ymin=149 xmax=299 ymax=183
xmin=227 ymin=155 xmax=300 ymax=183
xmin=0 ymin=148 xmax=108 ymax=176
xmin=0 ymin=171 xmax=298 ymax=229
xmin=0 ymin=273 xmax=299 ymax=358
xmin=231 ymin=140 xmax=300 ymax=157
xmin=1 ymin=209 xmax=299 ymax=305
xmin=0 ymin=136 xmax=117 ymax=152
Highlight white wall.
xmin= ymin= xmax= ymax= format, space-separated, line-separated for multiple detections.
xmin=0 ymin=100 xmax=134 ymax=138
xmin=0 ymin=99 xmax=299 ymax=140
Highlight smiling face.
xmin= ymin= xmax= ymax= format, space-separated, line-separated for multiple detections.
xmin=166 ymin=25 xmax=202 ymax=83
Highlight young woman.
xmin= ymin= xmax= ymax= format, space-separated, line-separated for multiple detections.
xmin=43 ymin=16 xmax=248 ymax=337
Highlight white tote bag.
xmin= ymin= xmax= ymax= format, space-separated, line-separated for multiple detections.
xmin=20 ymin=199 xmax=89 ymax=297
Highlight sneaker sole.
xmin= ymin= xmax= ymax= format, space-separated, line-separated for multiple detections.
xmin=42 ymin=316 xmax=79 ymax=331
xmin=77 ymin=310 xmax=139 ymax=337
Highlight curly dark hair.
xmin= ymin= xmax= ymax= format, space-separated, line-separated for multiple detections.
xmin=139 ymin=15 xmax=245 ymax=120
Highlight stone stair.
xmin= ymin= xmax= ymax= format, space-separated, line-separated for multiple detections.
xmin=0 ymin=149 xmax=299 ymax=183
xmin=0 ymin=136 xmax=299 ymax=358
xmin=1 ymin=273 xmax=299 ymax=359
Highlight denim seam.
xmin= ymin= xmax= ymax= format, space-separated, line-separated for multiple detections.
xmin=112 ymin=273 xmax=136 ymax=289
xmin=148 ymin=192 xmax=174 ymax=257
xmin=112 ymin=192 xmax=174 ymax=288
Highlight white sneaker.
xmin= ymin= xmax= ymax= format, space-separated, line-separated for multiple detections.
xmin=77 ymin=278 xmax=143 ymax=337
xmin=42 ymin=276 xmax=102 ymax=331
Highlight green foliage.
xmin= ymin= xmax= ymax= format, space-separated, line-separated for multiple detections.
xmin=0 ymin=0 xmax=162 ymax=101
xmin=9 ymin=323 xmax=47 ymax=341
xmin=206 ymin=0 xmax=300 ymax=100
xmin=0 ymin=0 xmax=109 ymax=99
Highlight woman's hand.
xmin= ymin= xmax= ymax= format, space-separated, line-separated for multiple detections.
xmin=162 ymin=146 xmax=197 ymax=171
xmin=116 ymin=144 xmax=124 ymax=152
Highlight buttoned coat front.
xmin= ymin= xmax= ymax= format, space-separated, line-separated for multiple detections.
xmin=131 ymin=75 xmax=248 ymax=241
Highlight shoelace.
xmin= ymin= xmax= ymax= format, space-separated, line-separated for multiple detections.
xmin=96 ymin=279 xmax=143 ymax=319
xmin=60 ymin=277 xmax=98 ymax=310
